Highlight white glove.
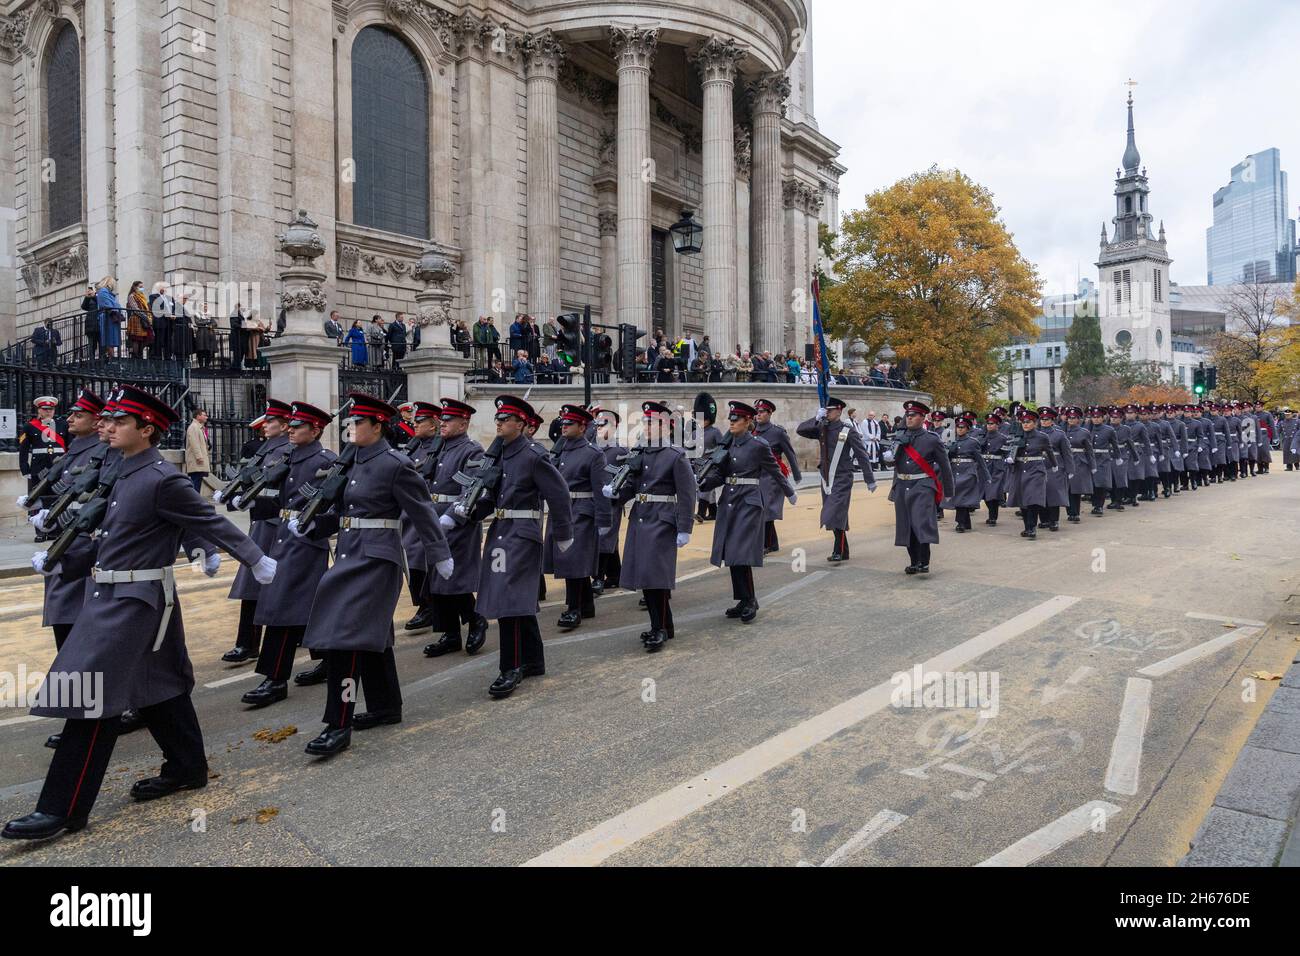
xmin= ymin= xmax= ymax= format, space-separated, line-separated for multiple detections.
xmin=16 ymin=495 xmax=29 ymax=508
xmin=1090 ymin=467 xmax=1097 ymax=474
xmin=867 ymin=482 xmax=878 ymax=494
xmin=32 ymin=550 xmax=53 ymax=576
xmin=438 ymin=512 xmax=456 ymax=531
xmin=287 ymin=517 xmax=313 ymax=538
xmin=1051 ymin=466 xmax=1060 ymax=473
xmin=598 ymin=526 xmax=611 ymax=536
xmin=29 ymin=509 xmax=52 ymax=532
xmin=203 ymin=551 xmax=221 ymax=577
xmin=435 ymin=557 xmax=454 ymax=580
xmin=1174 ymin=451 xmax=1181 ymax=458
xmin=787 ymin=489 xmax=798 ymax=505
xmin=601 ymin=484 xmax=615 ymax=499
xmin=251 ymin=555 xmax=278 ymax=584
xmin=675 ymin=532 xmax=690 ymax=548
xmin=211 ymin=489 xmax=225 ymax=504
xmin=231 ymin=494 xmax=244 ymax=509
xmin=1150 ymin=455 xmax=1157 ymax=464
xmin=557 ymin=537 xmax=574 ymax=553
xmin=816 ymin=407 xmax=828 ymax=420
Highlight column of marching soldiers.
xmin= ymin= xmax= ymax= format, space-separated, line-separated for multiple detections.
xmin=2 ymin=382 xmax=1287 ymax=842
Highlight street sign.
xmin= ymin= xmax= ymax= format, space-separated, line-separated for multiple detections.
xmin=0 ymin=408 xmax=15 ymax=439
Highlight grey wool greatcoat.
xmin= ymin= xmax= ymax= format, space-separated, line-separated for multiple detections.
xmin=1065 ymin=425 xmax=1097 ymax=495
xmin=753 ymin=420 xmax=802 ymax=521
xmin=978 ymin=429 xmax=1011 ymax=501
xmin=227 ymin=432 xmax=290 ymax=602
xmin=942 ymin=433 xmax=990 ymax=509
xmin=1192 ymin=416 xmax=1213 ymax=471
xmin=615 ymin=445 xmax=697 ymax=590
xmin=475 ymin=434 xmax=573 ymax=619
xmin=1087 ymin=422 xmax=1120 ymax=490
xmin=400 ymin=435 xmax=442 ymax=577
xmin=1170 ymin=416 xmax=1189 ymax=470
xmin=1127 ymin=419 xmax=1152 ymax=479
xmin=887 ymin=428 xmax=954 ymax=546
xmin=1110 ymin=421 xmax=1135 ymax=489
xmin=699 ymin=430 xmax=789 ymax=568
xmin=39 ymin=434 xmax=110 ymax=627
xmin=1225 ymin=414 xmax=1242 ymax=462
xmin=1280 ymin=417 xmax=1299 ymax=466
xmin=543 ymin=436 xmax=612 ymax=579
xmin=1039 ymin=424 xmax=1072 ymax=505
xmin=1153 ymin=418 xmax=1176 ymax=473
xmin=32 ymin=448 xmax=266 ymax=720
xmin=425 ymin=432 xmax=484 ymax=596
xmin=1209 ymin=414 xmax=1229 ymax=466
xmin=253 ymin=440 xmax=338 ymax=627
xmin=1006 ymin=429 xmax=1056 ymax=508
xmin=1257 ymin=410 xmax=1275 ymax=464
xmin=303 ymin=439 xmax=450 ymax=654
xmin=796 ymin=416 xmax=876 ymax=531
xmin=600 ymin=442 xmax=627 ymax=556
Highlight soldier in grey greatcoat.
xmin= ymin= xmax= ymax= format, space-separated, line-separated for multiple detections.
xmin=544 ymin=404 xmax=613 ymax=630
xmin=214 ymin=400 xmax=292 ymax=664
xmin=1190 ymin=405 xmax=1213 ymax=485
xmin=1125 ymin=404 xmax=1154 ymax=502
xmin=1279 ymin=409 xmax=1299 ymax=470
xmin=753 ymin=398 xmax=802 ymax=554
xmin=1062 ymin=407 xmax=1096 ymax=522
xmin=460 ymin=395 xmax=574 ymax=699
xmin=1253 ymin=401 xmax=1274 ymax=473
xmin=593 ymin=410 xmax=626 ymax=596
xmin=422 ymin=398 xmax=488 ymax=658
xmin=606 ymin=401 xmax=698 ymax=652
xmin=795 ymin=396 xmax=876 ymax=560
xmin=698 ymin=400 xmax=794 ymax=623
xmin=1225 ymin=403 xmax=1244 ymax=480
xmin=240 ymin=401 xmax=338 ymax=709
xmin=979 ymin=413 xmax=1011 ymax=525
xmin=1037 ymin=407 xmax=1073 ymax=530
xmin=399 ymin=401 xmax=446 ymax=633
xmin=1086 ymin=407 xmax=1120 ymax=515
xmin=1006 ymin=408 xmax=1058 ymax=539
xmin=1106 ymin=407 xmax=1135 ymax=510
xmin=1148 ymin=405 xmax=1175 ymax=498
xmin=296 ymin=392 xmax=451 ymax=757
xmin=939 ymin=412 xmax=989 ymax=533
xmin=1165 ymin=405 xmax=1189 ymax=491
xmin=695 ymin=410 xmax=725 ymax=523
xmin=887 ymin=400 xmax=955 ymax=573
xmin=1207 ymin=402 xmax=1229 ymax=481
xmin=4 ymin=385 xmax=277 ymax=842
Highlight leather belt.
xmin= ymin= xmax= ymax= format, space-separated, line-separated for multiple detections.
xmin=570 ymin=492 xmax=594 ymax=499
xmin=634 ymin=493 xmax=677 ymax=504
xmin=1019 ymin=455 xmax=1046 ymax=462
xmin=279 ymin=509 xmax=301 ymax=521
xmin=492 ymin=508 xmax=543 ymax=520
xmin=726 ymin=477 xmax=760 ymax=485
xmin=895 ymin=472 xmax=927 ymax=480
xmin=92 ymin=566 xmax=176 ymax=652
xmin=339 ymin=517 xmax=401 ymax=530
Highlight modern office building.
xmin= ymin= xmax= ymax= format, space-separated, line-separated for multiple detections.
xmin=1206 ymin=148 xmax=1297 ymax=286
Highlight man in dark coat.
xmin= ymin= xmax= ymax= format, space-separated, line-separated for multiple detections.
xmin=1037 ymin=407 xmax=1073 ymax=530
xmin=1063 ymin=407 xmax=1096 ymax=522
xmin=1006 ymin=408 xmax=1057 ymax=539
xmin=460 ymin=395 xmax=573 ymax=699
xmin=1279 ymin=409 xmax=1299 ymax=470
xmin=698 ymin=400 xmax=794 ymax=623
xmin=1086 ymin=407 xmax=1120 ymax=515
xmin=886 ymin=400 xmax=954 ymax=573
xmin=422 ymin=398 xmax=489 ymax=658
xmin=593 ymin=409 xmax=626 ymax=596
xmin=1123 ymin=404 xmax=1150 ymax=502
xmin=1107 ymin=406 xmax=1135 ymax=508
xmin=940 ymin=412 xmax=988 ymax=533
xmin=752 ymin=398 xmax=802 ymax=554
xmin=4 ymin=385 xmax=277 ymax=841
xmin=1254 ymin=401 xmax=1275 ymax=473
xmin=796 ymin=396 xmax=876 ymax=560
xmin=18 ymin=397 xmax=68 ymax=531
xmin=398 ymin=401 xmax=444 ymax=633
xmin=240 ymin=402 xmax=338 ymax=708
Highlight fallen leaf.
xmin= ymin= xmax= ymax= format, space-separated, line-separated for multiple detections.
xmin=255 ymin=807 xmax=280 ymax=825
xmin=231 ymin=815 xmax=248 ymax=825
xmin=1222 ymin=622 xmax=1236 ymax=628
xmin=1230 ymin=554 xmax=1241 ymax=561
xmin=252 ymin=726 xmax=298 ymax=744
xmin=207 ymin=770 xmax=221 ymax=780
xmin=1286 ymin=621 xmax=1300 ymax=626
xmin=1249 ymin=671 xmax=1283 ymax=681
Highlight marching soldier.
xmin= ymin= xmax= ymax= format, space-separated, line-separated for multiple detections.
xmin=593 ymin=409 xmax=625 ymax=597
xmin=1151 ymin=405 xmax=1176 ymax=497
xmin=752 ymin=398 xmax=801 ymax=554
xmin=1063 ymin=406 xmax=1096 ymax=522
xmin=294 ymin=392 xmax=452 ymax=756
xmin=795 ymin=396 xmax=876 ymax=559
xmin=400 ymin=401 xmax=444 ymax=633
xmin=698 ymin=400 xmax=794 ymax=621
xmin=979 ymin=412 xmax=1010 ymax=526
xmin=943 ymin=412 xmax=989 ymax=533
xmin=214 ymin=399 xmax=292 ymax=664
xmin=524 ymin=410 xmax=550 ymax=604
xmin=240 ymin=401 xmax=337 ymax=708
xmin=887 ymin=400 xmax=954 ymax=573
xmin=18 ymin=396 xmax=68 ymax=542
xmin=1225 ymin=402 xmax=1243 ymax=480
xmin=695 ymin=400 xmax=724 ymax=523
xmin=4 ymin=385 xmax=277 ymax=841
xmin=464 ymin=395 xmax=573 ymax=699
xmin=544 ymin=404 xmax=613 ymax=630
xmin=1255 ymin=401 xmax=1275 ymax=474
xmin=1280 ymin=408 xmax=1299 ymax=471
xmin=422 ymin=398 xmax=489 ymax=658
xmin=605 ymin=401 xmax=698 ymax=652
xmin=1037 ymin=407 xmax=1072 ymax=530
xmin=1190 ymin=403 xmax=1213 ymax=487
xmin=1107 ymin=406 xmax=1136 ymax=510
xmin=927 ymin=409 xmax=949 ymax=521
xmin=1124 ymin=403 xmax=1153 ymax=502
xmin=1166 ymin=404 xmax=1189 ymax=492
xmin=1086 ymin=407 xmax=1120 ymax=515
xmin=1208 ymin=402 xmax=1229 ymax=482
xmin=1006 ymin=407 xmax=1056 ymax=539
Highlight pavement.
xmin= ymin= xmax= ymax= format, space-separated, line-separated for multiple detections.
xmin=1 ymin=469 xmax=1297 ymax=866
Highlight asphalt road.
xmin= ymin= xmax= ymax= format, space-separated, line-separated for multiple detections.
xmin=1 ymin=470 xmax=1297 ymax=866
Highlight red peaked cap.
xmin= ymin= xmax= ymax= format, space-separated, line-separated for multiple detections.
xmin=347 ymin=391 xmax=397 ymax=422
xmin=558 ymin=403 xmax=593 ymax=424
xmin=71 ymin=389 xmax=105 ymax=415
xmin=110 ymin=384 xmax=178 ymax=430
xmin=264 ymin=399 xmax=293 ymax=420
xmin=439 ymin=398 xmax=475 ymax=419
xmin=289 ymin=401 xmax=333 ymax=428
xmin=410 ymin=401 xmax=442 ymax=420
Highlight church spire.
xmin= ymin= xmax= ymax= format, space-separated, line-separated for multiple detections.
xmin=1100 ymin=222 xmax=1108 ymax=245
xmin=1121 ymin=86 xmax=1141 ymax=174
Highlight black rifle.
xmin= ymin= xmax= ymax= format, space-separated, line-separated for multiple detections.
xmin=415 ymin=435 xmax=445 ymax=481
xmin=234 ymin=450 xmax=292 ymax=511
xmin=693 ymin=433 xmax=734 ymax=489
xmin=296 ymin=443 xmax=358 ymax=530
xmin=450 ymin=436 xmax=505 ymax=524
xmin=42 ymin=445 xmax=110 ymax=529
xmin=218 ymin=453 xmax=262 ymax=503
xmin=605 ymin=449 xmax=644 ymax=497
xmin=43 ymin=458 xmax=123 ymax=568
xmin=21 ymin=459 xmax=65 ymax=505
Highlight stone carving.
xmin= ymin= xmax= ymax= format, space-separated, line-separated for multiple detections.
xmin=419 ymin=300 xmax=453 ymax=328
xmin=521 ymin=28 xmax=564 ymax=78
xmin=414 ymin=242 xmax=456 ymax=291
xmin=20 ymin=261 xmax=38 ymax=294
xmin=559 ymin=61 xmax=617 ymax=108
xmin=597 ymin=128 xmax=617 ymax=168
xmin=653 ymin=98 xmax=701 ymax=155
xmin=692 ymin=36 xmax=746 ymax=84
xmin=609 ymin=24 xmax=658 ymax=71
xmin=27 ymin=243 xmax=88 ymax=292
xmin=782 ymin=179 xmax=802 ymax=210
xmin=597 ymin=210 xmax=618 ymax=237
xmin=0 ymin=11 xmax=30 ymax=56
xmin=782 ymin=179 xmax=825 ymax=214
xmin=734 ymin=125 xmax=752 ymax=179
xmin=360 ymin=253 xmax=414 ymax=280
xmin=276 ymin=209 xmax=326 ymax=266
xmin=338 ymin=243 xmax=359 ymax=277
xmin=747 ymin=72 xmax=791 ymax=117
xmin=384 ymin=0 xmax=523 ymax=62
xmin=282 ymin=281 xmax=328 ymax=312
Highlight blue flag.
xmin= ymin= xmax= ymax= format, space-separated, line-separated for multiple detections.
xmin=811 ymin=276 xmax=830 ymax=407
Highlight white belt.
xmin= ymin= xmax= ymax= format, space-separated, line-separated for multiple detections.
xmin=279 ymin=509 xmax=301 ymax=521
xmin=492 ymin=508 xmax=543 ymax=520
xmin=258 ymin=488 xmax=279 ymax=498
xmin=571 ymin=492 xmax=594 ymax=499
xmin=92 ymin=566 xmax=175 ymax=652
xmin=895 ymin=472 xmax=928 ymax=480
xmin=1020 ymin=455 xmax=1046 ymax=462
xmin=340 ymin=517 xmax=401 ymax=530
xmin=634 ymin=493 xmax=677 ymax=504
xmin=432 ymin=494 xmax=458 ymax=503
xmin=726 ymin=477 xmax=760 ymax=485
xmin=981 ymin=454 xmax=1002 ymax=460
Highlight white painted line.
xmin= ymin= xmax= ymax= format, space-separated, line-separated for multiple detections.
xmin=1104 ymin=677 xmax=1152 ymax=796
xmin=821 ymin=810 xmax=908 ymax=867
xmin=1041 ymin=665 xmax=1095 ymax=705
xmin=976 ymin=801 xmax=1120 ymax=867
xmin=203 ymin=670 xmax=261 ymax=689
xmin=524 ymin=594 xmax=1080 ymax=867
xmin=0 ymin=714 xmax=43 ymax=728
xmin=1137 ymin=627 xmax=1259 ymax=678
xmin=1185 ymin=611 xmax=1267 ymax=628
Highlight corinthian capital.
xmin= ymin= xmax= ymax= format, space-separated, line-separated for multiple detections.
xmin=609 ymin=24 xmax=658 ymax=71
xmin=693 ymin=35 xmax=746 ymax=85
xmin=747 ymin=72 xmax=791 ymax=117
xmin=522 ymin=28 xmax=565 ymax=79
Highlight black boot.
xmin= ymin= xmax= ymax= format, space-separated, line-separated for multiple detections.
xmin=294 ymin=660 xmax=328 ymax=686
xmin=221 ymin=646 xmax=255 ymax=664
xmin=130 ymin=773 xmax=207 ymax=801
xmin=489 ymin=668 xmax=525 ymax=699
xmin=739 ymin=600 xmax=759 ymax=624
xmin=724 ymin=601 xmax=746 ymax=618
xmin=557 ymin=609 xmax=581 ymax=630
xmin=305 ymin=726 xmax=351 ymax=756
xmin=240 ymin=679 xmax=288 ymax=708
xmin=643 ymin=629 xmax=669 ymax=652
xmin=404 ymin=607 xmax=436 ymax=632
xmin=2 ymin=812 xmax=88 ymax=841
xmin=119 ymin=710 xmax=145 ymax=734
xmin=353 ymin=711 xmax=402 ymax=730
xmin=423 ymin=633 xmax=463 ymax=657
xmin=591 ymin=577 xmax=605 ymax=598
xmin=465 ymin=615 xmax=489 ymax=655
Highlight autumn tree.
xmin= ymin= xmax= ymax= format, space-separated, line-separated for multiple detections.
xmin=1208 ymin=280 xmax=1291 ymax=401
xmin=1244 ymin=279 xmax=1300 ymax=404
xmin=824 ymin=167 xmax=1041 ymax=407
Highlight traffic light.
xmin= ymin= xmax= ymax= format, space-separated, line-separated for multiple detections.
xmin=1193 ymin=365 xmax=1206 ymax=395
xmin=556 ymin=313 xmax=582 ymax=365
xmin=619 ymin=323 xmax=645 ymax=381
xmin=1205 ymin=365 xmax=1218 ymax=391
xmin=592 ymin=333 xmax=613 ymax=370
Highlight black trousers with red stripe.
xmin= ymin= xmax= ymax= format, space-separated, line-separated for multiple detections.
xmin=598 ymin=551 xmax=621 ymax=587
xmin=235 ymin=598 xmax=262 ymax=653
xmin=498 ymin=615 xmax=544 ymax=672
xmin=831 ymin=529 xmax=850 ymax=556
xmin=564 ymin=578 xmax=596 ymax=616
xmin=764 ymin=520 xmax=779 ymax=552
xmin=432 ymin=592 xmax=477 ymax=636
xmin=322 ymin=646 xmax=402 ymax=729
xmin=729 ymin=565 xmax=756 ymax=602
xmin=35 ymin=693 xmax=206 ymax=820
xmin=643 ymin=588 xmax=674 ymax=636
xmin=256 ymin=625 xmax=307 ymax=682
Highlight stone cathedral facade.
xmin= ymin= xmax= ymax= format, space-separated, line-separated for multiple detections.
xmin=0 ymin=0 xmax=845 ymax=357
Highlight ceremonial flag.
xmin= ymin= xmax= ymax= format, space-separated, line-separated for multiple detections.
xmin=811 ymin=275 xmax=830 ymax=408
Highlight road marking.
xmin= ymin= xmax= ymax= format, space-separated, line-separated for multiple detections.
xmin=1137 ymin=627 xmax=1259 ymax=678
xmin=524 ymin=593 xmax=1080 ymax=867
xmin=976 ymin=801 xmax=1120 ymax=866
xmin=203 ymin=670 xmax=262 ymax=689
xmin=0 ymin=714 xmax=43 ymax=728
xmin=1184 ymin=611 xmax=1267 ymax=628
xmin=1041 ymin=665 xmax=1095 ymax=705
xmin=1104 ymin=677 xmax=1151 ymax=796
xmin=819 ymin=810 xmax=909 ymax=867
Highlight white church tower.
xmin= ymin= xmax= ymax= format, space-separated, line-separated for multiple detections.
xmin=1095 ymin=90 xmax=1174 ymax=379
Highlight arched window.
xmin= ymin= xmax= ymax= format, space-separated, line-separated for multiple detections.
xmin=351 ymin=27 xmax=429 ymax=238
xmin=46 ymin=22 xmax=82 ymax=232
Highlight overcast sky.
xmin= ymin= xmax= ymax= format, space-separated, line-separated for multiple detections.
xmin=812 ymin=0 xmax=1300 ymax=297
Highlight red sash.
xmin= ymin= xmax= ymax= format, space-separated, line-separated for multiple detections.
xmin=903 ymin=443 xmax=943 ymax=504
xmin=29 ymin=418 xmax=66 ymax=449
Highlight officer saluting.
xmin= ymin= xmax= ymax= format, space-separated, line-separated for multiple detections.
xmin=4 ymin=385 xmax=277 ymax=841
xmin=796 ymin=395 xmax=876 ymax=561
xmin=422 ymin=398 xmax=489 ymax=658
xmin=887 ymin=400 xmax=954 ymax=573
xmin=752 ymin=398 xmax=801 ymax=554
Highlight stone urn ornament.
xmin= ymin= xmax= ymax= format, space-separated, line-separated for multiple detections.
xmin=276 ymin=209 xmax=326 ymax=266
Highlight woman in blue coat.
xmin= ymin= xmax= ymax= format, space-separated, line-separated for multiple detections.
xmin=343 ymin=319 xmax=367 ymax=365
xmin=95 ymin=277 xmax=125 ymax=358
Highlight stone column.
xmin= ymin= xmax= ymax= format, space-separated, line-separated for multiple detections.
xmin=266 ymin=211 xmax=340 ymax=449
xmin=112 ymin=0 xmax=164 ymax=288
xmin=404 ymin=242 xmax=471 ymax=401
xmin=609 ymin=25 xmax=657 ymax=331
xmin=290 ymin=0 xmax=337 ymax=305
xmin=734 ymin=125 xmax=752 ymax=353
xmin=523 ymin=30 xmax=563 ymax=323
xmin=694 ymin=36 xmax=745 ymax=354
xmin=748 ymin=73 xmax=789 ymax=355
xmin=82 ymin=0 xmax=117 ymax=281
xmin=598 ymin=209 xmax=617 ymax=322
xmin=0 ymin=22 xmax=19 ymax=343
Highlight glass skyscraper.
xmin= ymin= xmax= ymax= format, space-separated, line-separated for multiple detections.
xmin=1206 ymin=148 xmax=1297 ymax=285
